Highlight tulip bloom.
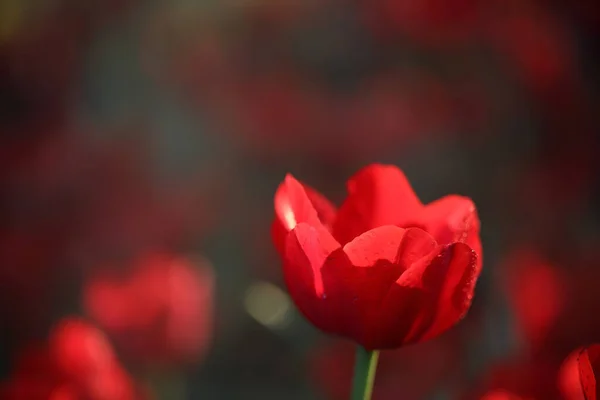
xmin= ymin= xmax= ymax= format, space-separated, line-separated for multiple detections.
xmin=84 ymin=253 xmax=215 ymax=366
xmin=502 ymin=249 xmax=565 ymax=350
xmin=1 ymin=318 xmax=141 ymax=400
xmin=272 ymin=164 xmax=482 ymax=350
xmin=560 ymin=345 xmax=600 ymax=400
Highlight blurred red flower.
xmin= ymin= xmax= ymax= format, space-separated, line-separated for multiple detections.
xmin=272 ymin=164 xmax=482 ymax=349
xmin=362 ymin=0 xmax=480 ymax=47
xmin=559 ymin=345 xmax=600 ymax=400
xmin=463 ymin=361 xmax=559 ymax=400
xmin=502 ymin=249 xmax=565 ymax=351
xmin=1 ymin=318 xmax=141 ymax=400
xmin=84 ymin=253 xmax=214 ymax=366
xmin=484 ymin=1 xmax=576 ymax=99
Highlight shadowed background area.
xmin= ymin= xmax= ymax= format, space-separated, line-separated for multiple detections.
xmin=0 ymin=0 xmax=599 ymax=399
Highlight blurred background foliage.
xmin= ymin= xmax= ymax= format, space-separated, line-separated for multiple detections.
xmin=0 ymin=0 xmax=599 ymax=399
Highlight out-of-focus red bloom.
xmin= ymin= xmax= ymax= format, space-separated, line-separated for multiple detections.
xmin=333 ymin=72 xmax=481 ymax=161
xmin=559 ymin=345 xmax=600 ymax=400
xmin=84 ymin=253 xmax=214 ymax=366
xmin=502 ymin=249 xmax=565 ymax=350
xmin=518 ymin=252 xmax=600 ymax=359
xmin=484 ymin=1 xmax=576 ymax=97
xmin=272 ymin=164 xmax=482 ymax=349
xmin=463 ymin=361 xmax=558 ymax=400
xmin=1 ymin=318 xmax=141 ymax=400
xmin=362 ymin=0 xmax=480 ymax=47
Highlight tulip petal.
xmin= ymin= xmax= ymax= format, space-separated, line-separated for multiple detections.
xmin=342 ymin=225 xmax=420 ymax=270
xmin=559 ymin=347 xmax=584 ymax=400
xmin=273 ymin=174 xmax=336 ymax=255
xmin=393 ymin=227 xmax=439 ymax=270
xmin=420 ymin=195 xmax=482 ymax=271
xmin=332 ymin=164 xmax=422 ymax=245
xmin=275 ymin=174 xmax=322 ymax=231
xmin=285 ymin=224 xmax=440 ymax=347
xmin=407 ymin=242 xmax=478 ymax=342
xmin=373 ymin=240 xmax=477 ymax=348
xmin=579 ymin=345 xmax=600 ymax=400
xmin=303 ymin=185 xmax=337 ymax=230
xmin=321 ymin=226 xmax=412 ymax=344
xmin=333 ymin=227 xmax=438 ymax=349
xmin=283 ymin=223 xmax=344 ymax=333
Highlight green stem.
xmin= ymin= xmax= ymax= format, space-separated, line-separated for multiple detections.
xmin=351 ymin=346 xmax=380 ymax=400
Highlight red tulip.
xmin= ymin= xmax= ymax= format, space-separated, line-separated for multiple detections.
xmin=462 ymin=360 xmax=558 ymax=400
xmin=272 ymin=164 xmax=482 ymax=349
xmin=361 ymin=0 xmax=480 ymax=47
xmin=484 ymin=2 xmax=576 ymax=98
xmin=1 ymin=318 xmax=142 ymax=400
xmin=502 ymin=249 xmax=565 ymax=350
xmin=84 ymin=253 xmax=214 ymax=366
xmin=559 ymin=345 xmax=600 ymax=400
